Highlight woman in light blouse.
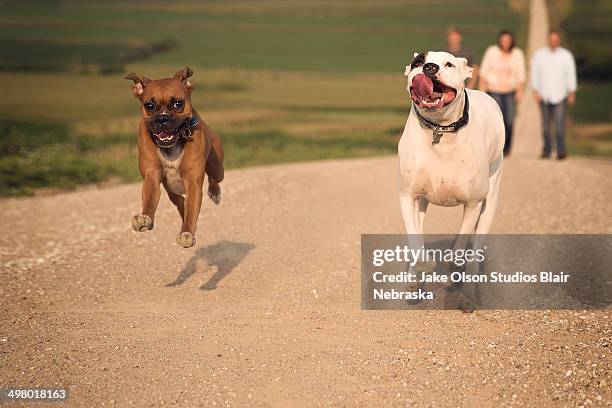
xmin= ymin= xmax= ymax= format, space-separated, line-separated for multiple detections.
xmin=479 ymin=30 xmax=526 ymax=156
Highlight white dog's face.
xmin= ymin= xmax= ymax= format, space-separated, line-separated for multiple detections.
xmin=404 ymin=51 xmax=473 ymax=112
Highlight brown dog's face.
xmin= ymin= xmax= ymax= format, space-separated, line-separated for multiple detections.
xmin=125 ymin=67 xmax=195 ymax=148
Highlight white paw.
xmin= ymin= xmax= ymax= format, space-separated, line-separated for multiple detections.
xmin=131 ymin=214 xmax=153 ymax=232
xmin=176 ymin=232 xmax=196 ymax=248
xmin=208 ymin=191 xmax=221 ymax=205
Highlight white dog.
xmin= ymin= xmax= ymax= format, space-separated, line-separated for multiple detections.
xmin=398 ymin=51 xmax=504 ymax=255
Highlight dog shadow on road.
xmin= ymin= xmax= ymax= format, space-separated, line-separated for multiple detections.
xmin=166 ymin=241 xmax=255 ymax=290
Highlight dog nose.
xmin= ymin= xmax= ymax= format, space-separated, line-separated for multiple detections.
xmin=423 ymin=63 xmax=439 ymax=78
xmin=155 ymin=113 xmax=171 ymax=126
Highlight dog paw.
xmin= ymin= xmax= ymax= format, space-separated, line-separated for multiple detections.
xmin=131 ymin=214 xmax=153 ymax=232
xmin=404 ymin=280 xmax=425 ymax=306
xmin=208 ymin=191 xmax=221 ymax=205
xmin=442 ymin=291 xmax=476 ymax=313
xmin=458 ymin=298 xmax=476 ymax=313
xmin=176 ymin=232 xmax=196 ymax=248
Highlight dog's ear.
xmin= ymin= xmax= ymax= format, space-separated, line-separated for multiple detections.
xmin=405 ymin=52 xmax=422 ymax=76
xmin=456 ymin=58 xmax=474 ymax=80
xmin=173 ymin=67 xmax=194 ymax=92
xmin=124 ymin=73 xmax=151 ymax=98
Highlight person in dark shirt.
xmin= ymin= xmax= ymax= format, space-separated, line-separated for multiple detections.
xmin=446 ymin=27 xmax=479 ymax=89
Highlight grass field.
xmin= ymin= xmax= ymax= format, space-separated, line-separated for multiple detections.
xmin=1 ymin=1 xmax=609 ymax=197
xmin=572 ymin=81 xmax=612 ymax=124
xmin=557 ymin=0 xmax=612 ymax=153
xmin=0 ymin=68 xmax=412 ymax=195
xmin=0 ymin=1 xmax=528 ymax=195
xmin=0 ymin=0 xmax=525 ymax=195
xmin=0 ymin=1 xmax=523 ymax=73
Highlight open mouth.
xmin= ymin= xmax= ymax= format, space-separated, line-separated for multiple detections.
xmin=410 ymin=73 xmax=457 ymax=111
xmin=151 ymin=130 xmax=179 ymax=147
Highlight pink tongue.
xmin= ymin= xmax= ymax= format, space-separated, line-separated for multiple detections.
xmin=155 ymin=131 xmax=169 ymax=138
xmin=412 ymin=73 xmax=434 ymax=99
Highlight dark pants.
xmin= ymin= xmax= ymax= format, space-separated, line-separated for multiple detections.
xmin=540 ymin=99 xmax=567 ymax=156
xmin=488 ymin=92 xmax=516 ymax=154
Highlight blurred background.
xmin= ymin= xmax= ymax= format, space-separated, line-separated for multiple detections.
xmin=0 ymin=0 xmax=610 ymax=196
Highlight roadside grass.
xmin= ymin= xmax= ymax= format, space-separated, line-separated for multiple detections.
xmin=2 ymin=0 xmax=609 ymax=199
xmin=573 ymin=81 xmax=612 ymax=124
xmin=0 ymin=117 xmax=401 ymax=196
xmin=568 ymin=135 xmax=612 ymax=158
xmin=223 ymin=128 xmax=399 ymax=169
xmin=0 ymin=0 xmax=525 ymax=195
xmin=0 ymin=70 xmax=406 ymax=196
xmin=0 ymin=119 xmax=137 ymax=196
xmin=24 ymin=70 xmax=612 ymax=196
xmin=550 ymin=1 xmax=612 ymax=156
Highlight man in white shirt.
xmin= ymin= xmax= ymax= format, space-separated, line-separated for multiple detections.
xmin=530 ymin=30 xmax=578 ymax=160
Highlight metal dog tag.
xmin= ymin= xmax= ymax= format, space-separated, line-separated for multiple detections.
xmin=432 ymin=129 xmax=443 ymax=145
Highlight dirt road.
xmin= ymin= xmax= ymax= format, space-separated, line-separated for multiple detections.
xmin=1 ymin=0 xmax=611 ymax=406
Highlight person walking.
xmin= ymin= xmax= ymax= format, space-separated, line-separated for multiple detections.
xmin=479 ymin=30 xmax=526 ymax=156
xmin=446 ymin=27 xmax=478 ymax=89
xmin=530 ymin=30 xmax=577 ymax=160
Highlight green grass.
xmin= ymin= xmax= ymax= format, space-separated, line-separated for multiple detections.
xmin=568 ymin=135 xmax=612 ymax=158
xmin=0 ymin=0 xmax=526 ymax=195
xmin=2 ymin=0 xmax=608 ymax=198
xmin=0 ymin=1 xmax=522 ymax=73
xmin=573 ymin=81 xmax=612 ymax=124
xmin=553 ymin=1 xmax=612 ymax=124
xmin=223 ymin=128 xmax=399 ymax=169
xmin=0 ymin=68 xmax=412 ymax=195
xmin=0 ymin=37 xmax=176 ymax=74
xmin=0 ymin=119 xmax=138 ymax=196
xmin=0 ymin=115 xmax=400 ymax=196
xmin=561 ymin=0 xmax=612 ymax=80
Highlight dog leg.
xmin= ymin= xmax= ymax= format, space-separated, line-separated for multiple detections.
xmin=458 ymin=202 xmax=483 ymax=235
xmin=132 ymin=170 xmax=162 ymax=232
xmin=399 ymin=193 xmax=428 ymax=303
xmin=475 ymin=164 xmax=503 ymax=236
xmin=164 ymin=184 xmax=185 ymax=220
xmin=450 ymin=201 xmax=483 ymax=253
xmin=451 ymin=201 xmax=484 ymax=252
xmin=176 ymin=175 xmax=204 ymax=248
xmin=456 ymin=159 xmax=502 ymax=310
xmin=452 ymin=202 xmax=484 ymax=311
xmin=451 ymin=200 xmax=483 ymax=267
xmin=400 ymin=193 xmax=426 ymax=265
xmin=460 ymin=163 xmax=503 ymax=308
xmin=205 ymin=126 xmax=224 ymax=205
xmin=207 ymin=177 xmax=222 ymax=205
xmin=417 ymin=196 xmax=429 ymax=234
xmin=400 ymin=193 xmax=421 ymax=239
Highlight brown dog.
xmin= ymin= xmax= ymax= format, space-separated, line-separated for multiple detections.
xmin=125 ymin=67 xmax=224 ymax=248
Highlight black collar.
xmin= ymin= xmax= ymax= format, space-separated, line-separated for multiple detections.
xmin=175 ymin=116 xmax=199 ymax=140
xmin=414 ymin=90 xmax=470 ymax=145
xmin=149 ymin=116 xmax=199 ymax=148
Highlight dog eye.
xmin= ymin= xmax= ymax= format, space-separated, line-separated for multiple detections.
xmin=445 ymin=62 xmax=455 ymax=68
xmin=410 ymin=53 xmax=425 ymax=70
xmin=171 ymin=101 xmax=184 ymax=110
xmin=144 ymin=102 xmax=155 ymax=111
